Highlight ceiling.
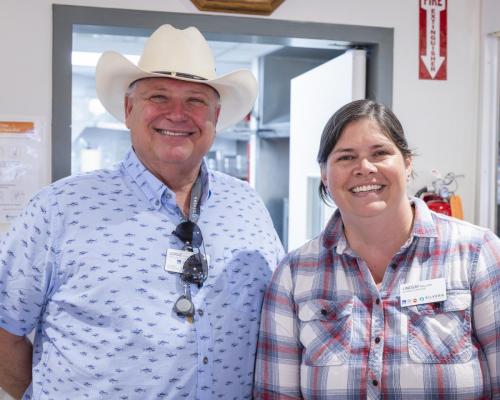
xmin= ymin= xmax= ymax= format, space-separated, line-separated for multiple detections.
xmin=70 ymin=31 xmax=344 ymax=140
xmin=72 ymin=31 xmax=283 ymax=77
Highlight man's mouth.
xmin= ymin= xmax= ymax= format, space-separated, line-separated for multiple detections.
xmin=350 ymin=184 xmax=383 ymax=193
xmin=154 ymin=129 xmax=192 ymax=137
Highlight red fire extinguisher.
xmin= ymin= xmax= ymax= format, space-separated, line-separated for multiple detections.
xmin=415 ymin=171 xmax=464 ymax=219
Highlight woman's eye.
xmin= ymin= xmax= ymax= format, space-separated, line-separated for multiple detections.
xmin=373 ymin=150 xmax=389 ymax=157
xmin=336 ymin=155 xmax=355 ymax=161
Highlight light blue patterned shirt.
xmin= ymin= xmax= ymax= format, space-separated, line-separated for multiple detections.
xmin=0 ymin=149 xmax=284 ymax=400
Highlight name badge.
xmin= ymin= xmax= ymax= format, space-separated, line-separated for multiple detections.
xmin=400 ymin=278 xmax=447 ymax=307
xmin=164 ymin=248 xmax=193 ymax=273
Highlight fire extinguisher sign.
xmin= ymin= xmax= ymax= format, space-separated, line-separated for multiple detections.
xmin=419 ymin=0 xmax=447 ymax=80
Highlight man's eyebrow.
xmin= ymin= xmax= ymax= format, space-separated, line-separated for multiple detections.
xmin=186 ymin=90 xmax=211 ymax=96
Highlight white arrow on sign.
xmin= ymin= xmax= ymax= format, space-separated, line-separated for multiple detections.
xmin=421 ymin=1 xmax=445 ymax=79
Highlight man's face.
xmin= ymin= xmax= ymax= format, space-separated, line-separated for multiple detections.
xmin=124 ymin=77 xmax=220 ymax=179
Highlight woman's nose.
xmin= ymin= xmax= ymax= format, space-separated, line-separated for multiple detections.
xmin=355 ymin=158 xmax=377 ymax=175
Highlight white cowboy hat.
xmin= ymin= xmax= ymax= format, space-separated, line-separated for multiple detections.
xmin=95 ymin=24 xmax=258 ymax=131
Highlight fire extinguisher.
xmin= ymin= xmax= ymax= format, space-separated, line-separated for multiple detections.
xmin=415 ymin=171 xmax=464 ymax=219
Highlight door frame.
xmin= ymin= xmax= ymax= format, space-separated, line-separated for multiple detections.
xmin=477 ymin=33 xmax=500 ymax=231
xmin=52 ymin=4 xmax=394 ymax=181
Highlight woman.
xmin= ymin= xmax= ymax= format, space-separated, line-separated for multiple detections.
xmin=254 ymin=99 xmax=499 ymax=399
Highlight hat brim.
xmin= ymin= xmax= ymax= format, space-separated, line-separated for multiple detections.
xmin=95 ymin=51 xmax=257 ymax=132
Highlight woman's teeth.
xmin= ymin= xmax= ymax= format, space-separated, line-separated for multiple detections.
xmin=351 ymin=184 xmax=382 ymax=193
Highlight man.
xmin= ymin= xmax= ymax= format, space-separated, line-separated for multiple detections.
xmin=0 ymin=25 xmax=283 ymax=399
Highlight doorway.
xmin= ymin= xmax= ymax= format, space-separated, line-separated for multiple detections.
xmin=53 ymin=5 xmax=394 ymax=248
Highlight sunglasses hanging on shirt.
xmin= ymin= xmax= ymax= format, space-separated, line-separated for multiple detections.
xmin=172 ymin=175 xmax=208 ymax=319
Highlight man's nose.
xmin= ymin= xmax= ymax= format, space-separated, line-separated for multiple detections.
xmin=166 ymin=100 xmax=188 ymax=121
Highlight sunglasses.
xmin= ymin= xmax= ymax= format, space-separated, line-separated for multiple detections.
xmin=173 ymin=220 xmax=203 ymax=248
xmin=173 ymin=220 xmax=208 ymax=318
xmin=172 ymin=220 xmax=207 ymax=285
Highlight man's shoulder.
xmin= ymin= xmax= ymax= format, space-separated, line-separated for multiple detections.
xmin=209 ymin=169 xmax=249 ymax=186
xmin=25 ymin=169 xmax=126 ymax=211
xmin=209 ymin=170 xmax=258 ymax=196
xmin=49 ymin=168 xmax=123 ymax=193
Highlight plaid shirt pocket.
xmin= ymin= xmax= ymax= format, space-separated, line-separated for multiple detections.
xmin=407 ymin=290 xmax=472 ymax=363
xmin=297 ymin=297 xmax=353 ymax=366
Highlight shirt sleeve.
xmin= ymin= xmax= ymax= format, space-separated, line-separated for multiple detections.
xmin=0 ymin=187 xmax=59 ymax=336
xmin=472 ymin=229 xmax=500 ymax=397
xmin=254 ymin=255 xmax=302 ymax=399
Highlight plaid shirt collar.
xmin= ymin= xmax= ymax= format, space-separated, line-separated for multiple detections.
xmin=322 ymin=197 xmax=438 ymax=255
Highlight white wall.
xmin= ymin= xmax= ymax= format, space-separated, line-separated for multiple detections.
xmin=0 ymin=0 xmax=488 ymax=398
xmin=483 ymin=0 xmax=500 ymax=33
xmin=477 ymin=0 xmax=500 ymax=230
xmin=0 ymin=0 xmax=482 ymax=225
xmin=289 ymin=50 xmax=365 ymax=250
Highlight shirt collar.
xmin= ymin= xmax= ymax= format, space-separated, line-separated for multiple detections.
xmin=322 ymin=196 xmax=438 ymax=254
xmin=120 ymin=148 xmax=211 ymax=211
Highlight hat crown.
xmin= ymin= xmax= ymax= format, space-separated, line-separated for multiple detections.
xmin=95 ymin=24 xmax=257 ymax=130
xmin=138 ymin=25 xmax=217 ymax=80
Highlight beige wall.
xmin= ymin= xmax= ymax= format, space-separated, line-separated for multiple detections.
xmin=0 ymin=0 xmax=482 ymax=224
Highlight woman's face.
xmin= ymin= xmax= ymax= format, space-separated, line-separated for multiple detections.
xmin=320 ymin=117 xmax=412 ymax=222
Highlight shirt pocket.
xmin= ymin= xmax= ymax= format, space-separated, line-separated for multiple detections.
xmin=406 ymin=290 xmax=472 ymax=363
xmin=297 ymin=297 xmax=353 ymax=366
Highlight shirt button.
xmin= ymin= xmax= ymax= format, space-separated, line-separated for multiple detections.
xmin=375 ymin=337 xmax=381 ymax=344
xmin=197 ymin=309 xmax=204 ymax=317
xmin=321 ymin=309 xmax=327 ymax=316
xmin=372 ymin=380 xmax=378 ymax=386
xmin=155 ymin=200 xmax=160 ymax=206
xmin=203 ymin=356 xmax=208 ymax=364
xmin=375 ymin=298 xmax=380 ymax=305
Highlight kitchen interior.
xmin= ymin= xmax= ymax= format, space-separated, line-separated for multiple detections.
xmin=72 ymin=26 xmax=346 ymax=250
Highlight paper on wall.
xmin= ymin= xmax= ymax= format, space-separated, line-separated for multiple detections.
xmin=0 ymin=118 xmax=43 ymax=224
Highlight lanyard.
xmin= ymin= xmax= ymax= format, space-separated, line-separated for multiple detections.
xmin=187 ymin=174 xmax=202 ymax=224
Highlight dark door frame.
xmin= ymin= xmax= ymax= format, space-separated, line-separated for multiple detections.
xmin=52 ymin=4 xmax=393 ymax=181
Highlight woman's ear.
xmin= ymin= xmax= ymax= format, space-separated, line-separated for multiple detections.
xmin=320 ymin=166 xmax=328 ymax=191
xmin=405 ymin=156 xmax=413 ymax=179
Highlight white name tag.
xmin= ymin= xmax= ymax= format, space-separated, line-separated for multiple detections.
xmin=400 ymin=278 xmax=447 ymax=307
xmin=164 ymin=248 xmax=194 ymax=273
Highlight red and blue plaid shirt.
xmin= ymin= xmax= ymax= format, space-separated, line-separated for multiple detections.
xmin=255 ymin=198 xmax=500 ymax=399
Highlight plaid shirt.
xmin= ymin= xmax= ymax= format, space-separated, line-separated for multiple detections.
xmin=255 ymin=198 xmax=500 ymax=399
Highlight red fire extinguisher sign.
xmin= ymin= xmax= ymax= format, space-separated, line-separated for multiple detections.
xmin=419 ymin=0 xmax=447 ymax=80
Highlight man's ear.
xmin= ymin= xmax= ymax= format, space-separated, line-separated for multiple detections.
xmin=215 ymin=104 xmax=221 ymax=123
xmin=124 ymin=95 xmax=132 ymax=118
xmin=124 ymin=95 xmax=133 ymax=129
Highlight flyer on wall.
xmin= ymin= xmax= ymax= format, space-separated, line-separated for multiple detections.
xmin=0 ymin=117 xmax=44 ymax=224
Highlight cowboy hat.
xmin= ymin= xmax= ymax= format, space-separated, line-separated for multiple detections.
xmin=95 ymin=24 xmax=257 ymax=131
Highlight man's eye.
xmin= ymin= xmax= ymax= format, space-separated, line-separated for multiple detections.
xmin=150 ymin=95 xmax=167 ymax=103
xmin=189 ymin=97 xmax=207 ymax=105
